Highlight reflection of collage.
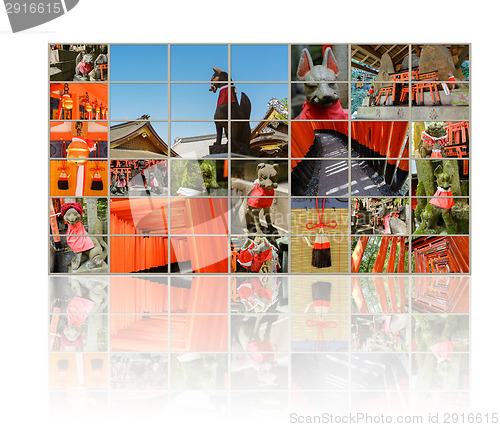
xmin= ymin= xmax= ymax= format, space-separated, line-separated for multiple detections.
xmin=48 ymin=44 xmax=470 ymax=414
xmin=49 ymin=275 xmax=469 ymax=412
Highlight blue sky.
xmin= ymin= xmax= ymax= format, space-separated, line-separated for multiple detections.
xmin=230 ymin=45 xmax=288 ymax=81
xmin=170 ymin=82 xmax=287 ymax=120
xmin=110 ymin=44 xmax=288 ymax=82
xmin=170 ymin=45 xmax=228 ymax=81
xmin=110 ymin=45 xmax=168 ymax=81
xmin=110 ymin=82 xmax=287 ymax=122
xmin=109 ymin=45 xmax=289 ymax=142
xmin=110 ymin=83 xmax=168 ymax=120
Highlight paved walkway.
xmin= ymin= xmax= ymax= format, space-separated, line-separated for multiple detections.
xmin=314 ymin=131 xmax=406 ymax=197
xmin=350 ymin=160 xmax=385 ymax=196
xmin=316 ymin=132 xmax=349 ymax=158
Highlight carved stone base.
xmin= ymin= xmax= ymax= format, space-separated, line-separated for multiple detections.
xmin=69 ymin=262 xmax=109 ymax=274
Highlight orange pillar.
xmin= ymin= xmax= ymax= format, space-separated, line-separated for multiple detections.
xmin=372 ymin=237 xmax=390 ymax=273
xmin=397 ymin=237 xmax=406 ymax=273
xmin=351 ymin=236 xmax=369 ymax=273
xmin=351 ymin=277 xmax=369 ymax=313
xmin=386 ymin=236 xmax=399 ymax=273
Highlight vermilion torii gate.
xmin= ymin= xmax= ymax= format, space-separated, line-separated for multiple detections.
xmin=412 ymin=236 xmax=469 ymax=274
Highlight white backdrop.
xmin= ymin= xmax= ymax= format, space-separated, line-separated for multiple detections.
xmin=0 ymin=1 xmax=497 ymax=426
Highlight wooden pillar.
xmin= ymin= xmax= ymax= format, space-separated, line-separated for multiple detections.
xmin=351 ymin=277 xmax=369 ymax=313
xmin=397 ymin=277 xmax=407 ymax=313
xmin=387 ymin=276 xmax=397 ymax=312
xmin=386 ymin=236 xmax=399 ymax=273
xmin=351 ymin=236 xmax=369 ymax=273
xmin=396 ymin=237 xmax=406 ymax=273
xmin=372 ymin=237 xmax=390 ymax=273
xmin=374 ymin=276 xmax=390 ymax=312
xmin=385 ymin=122 xmax=409 ymax=186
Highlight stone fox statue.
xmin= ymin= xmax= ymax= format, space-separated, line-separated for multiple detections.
xmin=74 ymin=50 xmax=108 ymax=81
xmin=245 ymin=163 xmax=279 ymax=235
xmin=62 ymin=203 xmax=108 ymax=272
xmin=210 ymin=68 xmax=252 ymax=155
xmin=295 ymin=47 xmax=348 ymax=120
xmin=421 ymin=164 xmax=457 ymax=234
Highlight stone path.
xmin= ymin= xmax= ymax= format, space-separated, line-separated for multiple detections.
xmin=350 ymin=160 xmax=385 ymax=196
xmin=315 ymin=132 xmax=349 ymax=158
xmin=314 ymin=131 xmax=407 ymax=197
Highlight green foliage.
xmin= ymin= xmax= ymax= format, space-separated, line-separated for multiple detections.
xmin=351 ymin=85 xmax=368 ymax=116
xmin=97 ymin=198 xmax=107 ymax=218
xmin=171 ymin=160 xmax=224 ymax=194
xmin=81 ymin=198 xmax=108 ymax=228
xmin=351 ymin=237 xmax=408 ymax=273
xmin=278 ymin=97 xmax=289 ymax=120
xmin=461 ymin=60 xmax=469 ymax=79
xmin=351 ymin=65 xmax=377 ymax=82
xmin=170 ymin=355 xmax=226 ymax=390
xmin=352 ymin=277 xmax=408 ymax=313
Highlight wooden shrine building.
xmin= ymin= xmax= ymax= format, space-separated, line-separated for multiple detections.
xmin=110 ymin=117 xmax=169 ymax=158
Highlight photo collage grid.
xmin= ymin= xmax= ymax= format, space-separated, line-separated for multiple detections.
xmin=48 ymin=43 xmax=470 ymax=415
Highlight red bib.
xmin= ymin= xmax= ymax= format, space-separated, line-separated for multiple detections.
xmin=77 ymin=60 xmax=93 ymax=75
xmin=217 ymin=86 xmax=236 ymax=106
xmin=67 ymin=222 xmax=95 ymax=253
xmin=430 ymin=189 xmax=455 ymax=209
xmin=247 ymin=182 xmax=275 ymax=209
xmin=296 ymin=99 xmax=348 ymax=120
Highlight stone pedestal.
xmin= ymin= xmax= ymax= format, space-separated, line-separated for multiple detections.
xmin=209 ymin=143 xmax=228 ymax=155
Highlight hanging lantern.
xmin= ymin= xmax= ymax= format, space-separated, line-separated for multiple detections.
xmin=61 ymin=94 xmax=73 ymax=110
xmin=58 ymin=84 xmax=73 ymax=119
xmin=66 ymin=121 xmax=96 ymax=165
xmin=85 ymin=102 xmax=93 ymax=114
xmin=82 ymin=92 xmax=93 ymax=120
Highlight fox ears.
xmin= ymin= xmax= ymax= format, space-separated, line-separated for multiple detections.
xmin=323 ymin=47 xmax=339 ymax=75
xmin=296 ymin=47 xmax=339 ymax=80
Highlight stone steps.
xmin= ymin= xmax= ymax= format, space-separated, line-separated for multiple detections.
xmin=50 ymin=49 xmax=79 ymax=81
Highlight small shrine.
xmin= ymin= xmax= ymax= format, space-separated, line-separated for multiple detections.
xmin=352 ymin=45 xmax=469 ymax=121
xmin=50 ymin=44 xmax=108 ymax=82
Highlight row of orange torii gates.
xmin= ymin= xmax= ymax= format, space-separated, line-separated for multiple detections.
xmin=351 ymin=235 xmax=469 ymax=276
xmin=352 ymin=275 xmax=469 ymax=314
xmin=292 ymin=121 xmax=410 ymax=192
